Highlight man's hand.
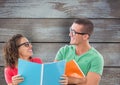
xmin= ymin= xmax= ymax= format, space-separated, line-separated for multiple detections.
xmin=60 ymin=74 xmax=86 ymax=85
xmin=68 ymin=76 xmax=86 ymax=84
xmin=60 ymin=75 xmax=68 ymax=85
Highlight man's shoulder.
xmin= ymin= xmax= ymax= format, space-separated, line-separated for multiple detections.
xmin=60 ymin=45 xmax=74 ymax=50
xmin=90 ymin=47 xmax=104 ymax=60
xmin=91 ymin=48 xmax=102 ymax=56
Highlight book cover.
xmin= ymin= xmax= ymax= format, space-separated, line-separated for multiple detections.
xmin=65 ymin=60 xmax=85 ymax=78
xmin=18 ymin=59 xmax=65 ymax=85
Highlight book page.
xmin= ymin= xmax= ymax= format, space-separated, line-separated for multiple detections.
xmin=18 ymin=59 xmax=65 ymax=85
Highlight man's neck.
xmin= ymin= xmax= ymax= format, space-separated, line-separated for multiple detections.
xmin=75 ymin=42 xmax=91 ymax=56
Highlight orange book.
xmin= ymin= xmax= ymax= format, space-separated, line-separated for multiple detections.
xmin=65 ymin=60 xmax=85 ymax=78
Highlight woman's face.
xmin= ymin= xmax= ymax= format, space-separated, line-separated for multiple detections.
xmin=18 ymin=37 xmax=33 ymax=60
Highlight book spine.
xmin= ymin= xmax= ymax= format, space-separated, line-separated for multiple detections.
xmin=73 ymin=60 xmax=85 ymax=77
xmin=40 ymin=64 xmax=44 ymax=85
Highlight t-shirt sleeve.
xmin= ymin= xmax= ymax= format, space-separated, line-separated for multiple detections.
xmin=55 ymin=47 xmax=64 ymax=61
xmin=4 ymin=68 xmax=12 ymax=84
xmin=89 ymin=56 xmax=104 ymax=75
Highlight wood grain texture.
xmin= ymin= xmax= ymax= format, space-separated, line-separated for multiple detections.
xmin=0 ymin=67 xmax=6 ymax=85
xmin=0 ymin=0 xmax=119 ymax=18
xmin=100 ymin=68 xmax=120 ymax=85
xmin=0 ymin=0 xmax=119 ymax=85
xmin=0 ymin=19 xmax=120 ymax=42
xmin=0 ymin=43 xmax=120 ymax=66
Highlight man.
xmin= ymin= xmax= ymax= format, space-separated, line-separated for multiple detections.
xmin=55 ymin=18 xmax=104 ymax=85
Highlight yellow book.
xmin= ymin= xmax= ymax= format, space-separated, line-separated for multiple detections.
xmin=65 ymin=60 xmax=85 ymax=78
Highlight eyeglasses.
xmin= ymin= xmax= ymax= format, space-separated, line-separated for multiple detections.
xmin=69 ymin=28 xmax=88 ymax=36
xmin=17 ymin=42 xmax=31 ymax=48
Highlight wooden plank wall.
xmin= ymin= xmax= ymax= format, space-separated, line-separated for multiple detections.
xmin=0 ymin=0 xmax=120 ymax=85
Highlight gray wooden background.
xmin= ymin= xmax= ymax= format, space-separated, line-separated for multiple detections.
xmin=0 ymin=0 xmax=120 ymax=85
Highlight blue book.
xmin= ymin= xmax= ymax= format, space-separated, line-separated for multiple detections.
xmin=18 ymin=59 xmax=65 ymax=85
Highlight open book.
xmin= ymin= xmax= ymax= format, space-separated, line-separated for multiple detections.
xmin=18 ymin=59 xmax=65 ymax=85
xmin=65 ymin=60 xmax=85 ymax=78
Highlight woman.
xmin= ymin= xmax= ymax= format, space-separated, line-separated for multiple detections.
xmin=3 ymin=34 xmax=42 ymax=85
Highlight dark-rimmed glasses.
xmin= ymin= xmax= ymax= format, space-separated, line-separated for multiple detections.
xmin=17 ymin=42 xmax=31 ymax=48
xmin=70 ymin=28 xmax=88 ymax=36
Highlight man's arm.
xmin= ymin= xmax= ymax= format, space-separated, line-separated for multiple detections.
xmin=55 ymin=59 xmax=101 ymax=85
xmin=64 ymin=72 xmax=101 ymax=85
xmin=77 ymin=72 xmax=101 ymax=85
xmin=84 ymin=72 xmax=101 ymax=85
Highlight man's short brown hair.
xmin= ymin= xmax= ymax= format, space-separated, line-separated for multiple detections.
xmin=74 ymin=18 xmax=94 ymax=36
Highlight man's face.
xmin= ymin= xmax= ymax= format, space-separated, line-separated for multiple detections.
xmin=69 ymin=23 xmax=85 ymax=45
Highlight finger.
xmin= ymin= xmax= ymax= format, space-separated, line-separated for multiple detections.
xmin=62 ymin=74 xmax=67 ymax=77
xmin=12 ymin=78 xmax=24 ymax=85
xmin=12 ymin=74 xmax=23 ymax=80
xmin=60 ymin=76 xmax=68 ymax=85
xmin=60 ymin=76 xmax=68 ymax=80
xmin=59 ymin=80 xmax=68 ymax=85
xmin=12 ymin=74 xmax=21 ymax=80
xmin=12 ymin=75 xmax=24 ymax=85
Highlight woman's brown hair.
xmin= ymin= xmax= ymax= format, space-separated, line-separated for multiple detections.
xmin=3 ymin=34 xmax=24 ymax=68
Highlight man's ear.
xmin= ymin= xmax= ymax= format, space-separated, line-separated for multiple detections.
xmin=83 ymin=34 xmax=89 ymax=40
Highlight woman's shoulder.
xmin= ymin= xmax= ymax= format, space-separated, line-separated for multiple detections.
xmin=4 ymin=66 xmax=17 ymax=74
xmin=30 ymin=57 xmax=42 ymax=64
xmin=5 ymin=66 xmax=15 ymax=70
xmin=4 ymin=66 xmax=11 ymax=71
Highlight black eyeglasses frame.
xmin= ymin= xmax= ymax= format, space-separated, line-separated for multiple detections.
xmin=17 ymin=42 xmax=31 ymax=48
xmin=70 ymin=28 xmax=89 ymax=36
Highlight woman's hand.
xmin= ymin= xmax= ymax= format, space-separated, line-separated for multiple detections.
xmin=12 ymin=74 xmax=24 ymax=85
xmin=59 ymin=74 xmax=68 ymax=85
